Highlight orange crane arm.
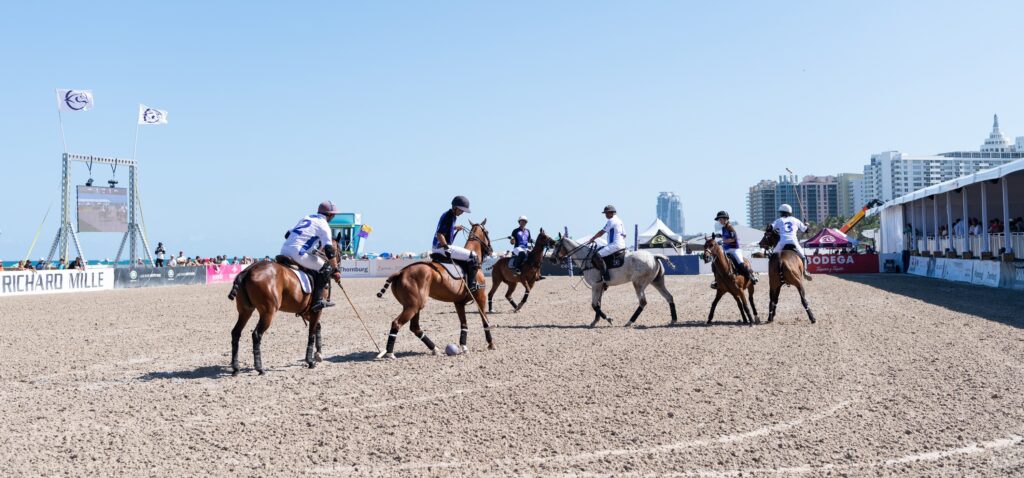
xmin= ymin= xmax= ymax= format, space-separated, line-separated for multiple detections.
xmin=839 ymin=199 xmax=883 ymax=234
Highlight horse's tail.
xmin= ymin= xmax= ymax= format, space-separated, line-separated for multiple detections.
xmin=653 ymin=254 xmax=675 ymax=270
xmin=227 ymin=265 xmax=254 ymax=302
xmin=376 ymin=273 xmax=398 ymax=298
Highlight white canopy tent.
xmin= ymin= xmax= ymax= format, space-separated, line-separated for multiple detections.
xmin=877 ymin=158 xmax=1024 ymax=255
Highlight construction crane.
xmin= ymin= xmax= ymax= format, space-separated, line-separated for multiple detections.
xmin=839 ymin=199 xmax=883 ymax=234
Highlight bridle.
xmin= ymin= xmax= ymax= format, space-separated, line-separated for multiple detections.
xmin=466 ymin=225 xmax=493 ymax=257
xmin=552 ymin=238 xmax=598 ymax=271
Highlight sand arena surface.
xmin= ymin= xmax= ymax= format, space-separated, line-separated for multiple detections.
xmin=1 ymin=274 xmax=1023 ymax=476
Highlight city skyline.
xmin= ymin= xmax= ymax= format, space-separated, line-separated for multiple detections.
xmin=2 ymin=2 xmax=1023 ymax=257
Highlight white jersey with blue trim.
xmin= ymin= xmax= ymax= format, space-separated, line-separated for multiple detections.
xmin=281 ymin=214 xmax=333 ymax=255
xmin=603 ymin=216 xmax=627 ymax=249
xmin=771 ymin=216 xmax=807 ymax=243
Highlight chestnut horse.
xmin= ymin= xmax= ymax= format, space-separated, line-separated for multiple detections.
xmin=487 ymin=228 xmax=555 ymax=313
xmin=375 ymin=220 xmax=494 ymax=358
xmin=758 ymin=226 xmax=816 ymax=324
xmin=227 ymin=236 xmax=341 ymax=375
xmin=702 ymin=235 xmax=758 ymax=325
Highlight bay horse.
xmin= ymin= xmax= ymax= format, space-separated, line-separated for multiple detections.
xmin=701 ymin=235 xmax=758 ymax=325
xmin=758 ymin=226 xmax=816 ymax=324
xmin=227 ymin=235 xmax=342 ymax=375
xmin=375 ymin=220 xmax=494 ymax=358
xmin=550 ymin=237 xmax=677 ymax=327
xmin=487 ymin=228 xmax=556 ymax=313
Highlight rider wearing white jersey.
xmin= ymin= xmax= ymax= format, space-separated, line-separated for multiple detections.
xmin=771 ymin=204 xmax=812 ymax=280
xmin=586 ymin=205 xmax=626 ymax=283
xmin=281 ymin=201 xmax=342 ymax=312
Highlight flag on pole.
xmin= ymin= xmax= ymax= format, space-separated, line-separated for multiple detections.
xmin=138 ymin=104 xmax=168 ymax=125
xmin=358 ymin=224 xmax=373 ymax=238
xmin=56 ymin=89 xmax=94 ymax=112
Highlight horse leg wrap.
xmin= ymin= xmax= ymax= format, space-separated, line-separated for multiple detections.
xmin=484 ymin=328 xmax=493 ymax=345
xmin=252 ymin=329 xmax=264 ymax=373
xmin=669 ymin=303 xmax=678 ymax=322
xmin=416 ymin=331 xmax=436 ymax=351
xmin=315 ymin=324 xmax=323 ymax=352
xmin=487 ymin=300 xmax=493 ymax=313
xmin=518 ymin=292 xmax=530 ymax=308
xmin=459 ymin=328 xmax=468 ymax=346
xmin=628 ymin=305 xmax=644 ymax=324
xmin=507 ymin=297 xmax=517 ymax=309
xmin=385 ymin=333 xmax=397 ymax=354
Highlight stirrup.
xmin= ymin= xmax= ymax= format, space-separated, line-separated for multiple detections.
xmin=310 ymin=300 xmax=335 ymax=312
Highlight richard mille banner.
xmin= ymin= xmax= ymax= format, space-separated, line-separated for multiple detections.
xmin=0 ymin=268 xmax=113 ymax=297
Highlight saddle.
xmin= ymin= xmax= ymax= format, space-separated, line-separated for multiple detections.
xmin=275 ymin=255 xmax=317 ymax=274
xmin=602 ymin=250 xmax=626 ymax=269
xmin=429 ymin=253 xmax=464 ymax=280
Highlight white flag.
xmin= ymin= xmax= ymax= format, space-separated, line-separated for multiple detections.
xmin=56 ymin=89 xmax=94 ymax=112
xmin=138 ymin=104 xmax=168 ymax=125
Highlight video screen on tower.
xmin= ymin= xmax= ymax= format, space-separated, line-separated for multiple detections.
xmin=77 ymin=186 xmax=128 ymax=232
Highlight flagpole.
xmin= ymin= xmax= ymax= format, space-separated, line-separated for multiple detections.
xmin=56 ymin=89 xmax=68 ymax=153
xmin=132 ymin=122 xmax=141 ymax=161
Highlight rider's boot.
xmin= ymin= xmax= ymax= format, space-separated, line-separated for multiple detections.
xmin=798 ymin=252 xmax=813 ymax=281
xmin=515 ymin=252 xmax=528 ymax=273
xmin=592 ymin=255 xmax=610 ymax=283
xmin=309 ymin=265 xmax=336 ymax=312
xmin=463 ymin=259 xmax=482 ymax=293
xmin=736 ymin=260 xmax=757 ymax=285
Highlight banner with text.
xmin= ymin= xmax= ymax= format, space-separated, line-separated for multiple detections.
xmin=0 ymin=268 xmax=113 ymax=297
xmin=806 ymin=254 xmax=879 ymax=274
xmin=205 ymin=264 xmax=247 ymax=284
xmin=115 ymin=266 xmax=206 ymax=288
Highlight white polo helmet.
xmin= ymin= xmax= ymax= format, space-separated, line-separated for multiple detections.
xmin=518 ymin=215 xmax=528 ymax=222
xmin=779 ymin=204 xmax=793 ymax=214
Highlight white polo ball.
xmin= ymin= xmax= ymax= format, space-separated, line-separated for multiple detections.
xmin=445 ymin=343 xmax=461 ymax=356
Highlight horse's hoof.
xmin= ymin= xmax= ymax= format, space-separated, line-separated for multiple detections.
xmin=431 ymin=347 xmax=440 ymax=355
xmin=307 ymin=361 xmax=317 ymax=369
xmin=375 ymin=352 xmax=396 ymax=360
xmin=461 ymin=345 xmax=469 ymax=354
xmin=231 ymin=369 xmax=240 ymax=377
xmin=256 ymin=369 xmax=266 ymax=376
xmin=623 ymin=321 xmax=634 ymax=328
xmin=487 ymin=343 xmax=496 ymax=350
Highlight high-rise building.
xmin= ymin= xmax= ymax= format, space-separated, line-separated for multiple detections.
xmin=863 ymin=115 xmax=1024 ymax=202
xmin=775 ymin=174 xmax=803 ymax=220
xmin=836 ymin=173 xmax=865 ymax=218
xmin=799 ymin=175 xmax=838 ymax=224
xmin=746 ymin=179 xmax=777 ymax=229
xmin=656 ymin=192 xmax=685 ymax=234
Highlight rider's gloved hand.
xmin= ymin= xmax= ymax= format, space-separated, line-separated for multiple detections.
xmin=331 ymin=271 xmax=341 ymax=281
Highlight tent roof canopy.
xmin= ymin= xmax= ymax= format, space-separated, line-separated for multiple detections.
xmin=638 ymin=219 xmax=682 ymax=242
xmin=803 ymin=228 xmax=856 ymax=248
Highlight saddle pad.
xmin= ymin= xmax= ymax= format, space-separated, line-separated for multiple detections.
xmin=289 ymin=268 xmax=312 ymax=294
xmin=435 ymin=261 xmax=463 ymax=280
xmin=603 ymin=250 xmax=626 ymax=269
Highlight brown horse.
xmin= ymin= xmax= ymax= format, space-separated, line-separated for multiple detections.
xmin=227 ymin=236 xmax=341 ymax=375
xmin=758 ymin=226 xmax=816 ymax=324
xmin=702 ymin=235 xmax=758 ymax=325
xmin=487 ymin=228 xmax=555 ymax=313
xmin=375 ymin=220 xmax=494 ymax=358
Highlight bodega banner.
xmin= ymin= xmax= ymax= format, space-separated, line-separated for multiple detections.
xmin=806 ymin=254 xmax=880 ymax=274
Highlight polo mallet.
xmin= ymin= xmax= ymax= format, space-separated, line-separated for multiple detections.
xmin=785 ymin=167 xmax=809 ymax=221
xmin=446 ymin=224 xmax=495 ymax=341
xmin=336 ymin=278 xmax=381 ymax=353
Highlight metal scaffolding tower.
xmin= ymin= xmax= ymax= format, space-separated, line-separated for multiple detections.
xmin=46 ymin=153 xmax=153 ymax=265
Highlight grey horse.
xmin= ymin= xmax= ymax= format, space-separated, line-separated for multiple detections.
xmin=551 ymin=237 xmax=678 ymax=327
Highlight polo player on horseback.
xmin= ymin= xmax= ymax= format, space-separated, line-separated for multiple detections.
xmin=710 ymin=210 xmax=757 ymax=288
xmin=281 ymin=201 xmax=342 ymax=312
xmin=433 ymin=195 xmax=483 ymax=292
xmin=509 ymin=215 xmax=533 ymax=274
xmin=585 ymin=205 xmax=626 ymax=283
xmin=772 ymin=204 xmax=812 ymax=280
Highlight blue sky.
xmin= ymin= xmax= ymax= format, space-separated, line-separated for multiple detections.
xmin=1 ymin=1 xmax=1022 ymax=260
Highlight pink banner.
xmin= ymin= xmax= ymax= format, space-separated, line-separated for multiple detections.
xmin=806 ymin=254 xmax=879 ymax=274
xmin=206 ymin=264 xmax=246 ymax=284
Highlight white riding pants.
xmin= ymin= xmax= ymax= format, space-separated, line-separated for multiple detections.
xmin=597 ymin=244 xmax=624 ymax=257
xmin=433 ymin=246 xmax=477 ymax=263
xmin=281 ymin=247 xmax=325 ymax=271
xmin=772 ymin=240 xmax=804 ymax=256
